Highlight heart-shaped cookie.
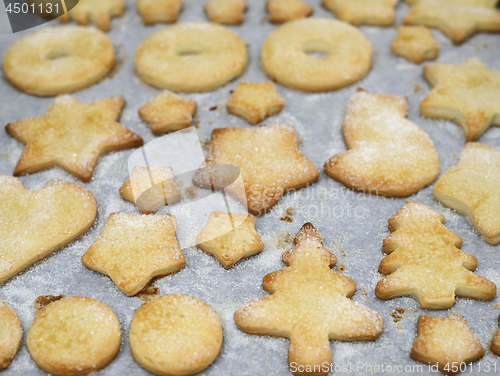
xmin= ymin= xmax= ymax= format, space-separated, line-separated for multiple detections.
xmin=0 ymin=175 xmax=97 ymax=285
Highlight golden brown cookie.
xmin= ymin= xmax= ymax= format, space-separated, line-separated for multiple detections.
xmin=193 ymin=124 xmax=319 ymax=216
xmin=491 ymin=315 xmax=500 ymax=356
xmin=3 ymin=26 xmax=115 ymax=96
xmin=137 ymin=0 xmax=183 ymax=25
xmin=138 ymin=91 xmax=197 ymax=135
xmin=6 ymin=95 xmax=143 ymax=183
xmin=234 ymin=223 xmax=383 ymax=376
xmin=0 ymin=301 xmax=22 ymax=370
xmin=119 ymin=166 xmax=182 ymax=214
xmin=403 ymin=0 xmax=500 ymax=45
xmin=135 ymin=22 xmax=248 ymax=92
xmin=261 ymin=18 xmax=372 ymax=92
xmin=411 ymin=316 xmax=484 ymax=376
xmin=375 ymin=201 xmax=496 ymax=309
xmin=420 ymin=57 xmax=500 ymax=141
xmin=82 ymin=213 xmax=185 ymax=296
xmin=129 ymin=294 xmax=223 ymax=376
xmin=196 ymin=211 xmax=264 ymax=268
xmin=391 ymin=26 xmax=440 ymax=64
xmin=433 ymin=143 xmax=500 ymax=245
xmin=323 ymin=0 xmax=398 ymax=26
xmin=204 ymin=0 xmax=247 ymax=25
xmin=0 ymin=175 xmax=96 ymax=286
xmin=266 ymin=0 xmax=313 ymax=23
xmin=226 ymin=81 xmax=285 ymax=125
xmin=324 ymin=89 xmax=440 ymax=197
xmin=27 ymin=296 xmax=121 ymax=376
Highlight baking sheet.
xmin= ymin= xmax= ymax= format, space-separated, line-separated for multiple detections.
xmin=1 ymin=1 xmax=500 ymax=375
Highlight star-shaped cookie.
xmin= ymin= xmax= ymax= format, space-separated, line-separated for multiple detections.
xmin=403 ymin=0 xmax=500 ymax=44
xmin=420 ymin=57 xmax=500 ymax=141
xmin=434 ymin=143 xmax=500 ymax=245
xmin=136 ymin=0 xmax=183 ymax=25
xmin=226 ymin=81 xmax=285 ymax=125
xmin=138 ymin=91 xmax=197 ymax=135
xmin=266 ymin=0 xmax=313 ymax=23
xmin=119 ymin=166 xmax=182 ymax=214
xmin=411 ymin=316 xmax=484 ymax=375
xmin=196 ymin=211 xmax=264 ymax=268
xmin=322 ymin=0 xmax=398 ymax=26
xmin=204 ymin=0 xmax=247 ymax=25
xmin=193 ymin=124 xmax=320 ymax=216
xmin=81 ymin=213 xmax=185 ymax=296
xmin=5 ymin=95 xmax=143 ymax=183
xmin=391 ymin=26 xmax=440 ymax=64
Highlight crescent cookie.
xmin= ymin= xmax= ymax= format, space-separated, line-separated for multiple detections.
xmin=266 ymin=0 xmax=313 ymax=23
xmin=391 ymin=26 xmax=440 ymax=64
xmin=129 ymin=294 xmax=223 ymax=376
xmin=27 ymin=296 xmax=121 ymax=376
xmin=322 ymin=0 xmax=398 ymax=26
xmin=135 ymin=22 xmax=248 ymax=92
xmin=0 ymin=301 xmax=22 ymax=370
xmin=204 ymin=0 xmax=247 ymax=25
xmin=3 ymin=26 xmax=115 ymax=96
xmin=324 ymin=90 xmax=440 ymax=197
xmin=137 ymin=0 xmax=183 ymax=25
xmin=261 ymin=18 xmax=372 ymax=92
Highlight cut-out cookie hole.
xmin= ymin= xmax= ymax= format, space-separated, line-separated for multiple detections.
xmin=175 ymin=44 xmax=205 ymax=57
xmin=302 ymin=40 xmax=332 ymax=58
xmin=46 ymin=46 xmax=72 ymax=61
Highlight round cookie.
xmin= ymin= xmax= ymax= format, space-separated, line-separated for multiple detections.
xmin=3 ymin=26 xmax=115 ymax=96
xmin=260 ymin=18 xmax=372 ymax=92
xmin=135 ymin=22 xmax=248 ymax=92
xmin=129 ymin=294 xmax=223 ymax=376
xmin=27 ymin=296 xmax=121 ymax=376
xmin=0 ymin=301 xmax=22 ymax=370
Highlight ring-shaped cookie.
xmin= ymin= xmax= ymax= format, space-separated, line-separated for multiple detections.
xmin=3 ymin=26 xmax=115 ymax=96
xmin=135 ymin=22 xmax=248 ymax=92
xmin=261 ymin=18 xmax=372 ymax=92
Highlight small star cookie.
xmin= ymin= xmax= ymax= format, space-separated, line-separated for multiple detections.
xmin=266 ymin=0 xmax=313 ymax=23
xmin=193 ymin=124 xmax=320 ymax=216
xmin=434 ymin=143 xmax=500 ymax=245
xmin=411 ymin=316 xmax=484 ymax=375
xmin=136 ymin=0 xmax=183 ymax=25
xmin=196 ymin=211 xmax=264 ymax=268
xmin=420 ymin=57 xmax=500 ymax=141
xmin=81 ymin=213 xmax=185 ymax=296
xmin=322 ymin=0 xmax=398 ymax=26
xmin=403 ymin=0 xmax=500 ymax=44
xmin=391 ymin=26 xmax=439 ymax=64
xmin=0 ymin=301 xmax=22 ymax=371
xmin=226 ymin=81 xmax=285 ymax=125
xmin=6 ymin=95 xmax=143 ymax=183
xmin=491 ymin=315 xmax=500 ymax=356
xmin=138 ymin=91 xmax=197 ymax=135
xmin=204 ymin=0 xmax=247 ymax=25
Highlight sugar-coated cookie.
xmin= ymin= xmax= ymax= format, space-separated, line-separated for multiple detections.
xmin=226 ymin=81 xmax=285 ymax=125
xmin=138 ymin=91 xmax=197 ymax=135
xmin=82 ymin=213 xmax=185 ymax=296
xmin=491 ymin=315 xmax=500 ymax=356
xmin=27 ymin=296 xmax=121 ymax=376
xmin=266 ymin=0 xmax=313 ymax=23
xmin=420 ymin=57 xmax=500 ymax=141
xmin=324 ymin=89 xmax=440 ymax=197
xmin=193 ymin=124 xmax=319 ymax=216
xmin=391 ymin=26 xmax=439 ymax=64
xmin=6 ymin=95 xmax=143 ymax=183
xmin=120 ymin=166 xmax=182 ymax=214
xmin=323 ymin=0 xmax=398 ymax=26
xmin=434 ymin=143 xmax=500 ymax=245
xmin=129 ymin=294 xmax=223 ymax=376
xmin=135 ymin=22 xmax=248 ymax=92
xmin=0 ymin=301 xmax=22 ymax=370
xmin=3 ymin=26 xmax=115 ymax=96
xmin=196 ymin=211 xmax=264 ymax=268
xmin=137 ymin=0 xmax=183 ymax=25
xmin=403 ymin=0 xmax=500 ymax=44
xmin=375 ymin=201 xmax=496 ymax=309
xmin=234 ymin=223 xmax=383 ymax=376
xmin=261 ymin=18 xmax=372 ymax=92
xmin=0 ymin=175 xmax=96 ymax=286
xmin=411 ymin=316 xmax=484 ymax=376
xmin=205 ymin=0 xmax=247 ymax=25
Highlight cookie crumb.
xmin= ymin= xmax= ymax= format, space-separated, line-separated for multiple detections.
xmin=185 ymin=187 xmax=197 ymax=199
xmin=138 ymin=284 xmax=160 ymax=302
xmin=413 ymin=83 xmax=422 ymax=93
xmin=34 ymin=294 xmax=65 ymax=315
xmin=280 ymin=208 xmax=294 ymax=222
